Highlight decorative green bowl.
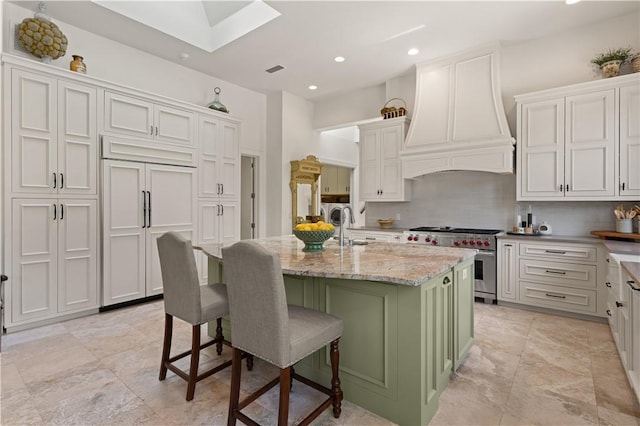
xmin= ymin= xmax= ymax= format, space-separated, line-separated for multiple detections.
xmin=293 ymin=229 xmax=335 ymax=252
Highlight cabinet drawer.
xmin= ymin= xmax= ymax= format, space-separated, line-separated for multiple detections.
xmin=518 ymin=281 xmax=597 ymax=314
xmin=519 ymin=259 xmax=596 ymax=289
xmin=519 ymin=243 xmax=597 ymax=262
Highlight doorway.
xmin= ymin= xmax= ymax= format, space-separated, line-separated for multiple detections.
xmin=241 ymin=155 xmax=257 ymax=239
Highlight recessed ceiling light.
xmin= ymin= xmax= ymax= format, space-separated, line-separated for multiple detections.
xmin=408 ymin=48 xmax=419 ymax=56
xmin=179 ymin=53 xmax=190 ymax=60
xmin=308 ymin=85 xmax=318 ymax=90
xmin=334 ymin=56 xmax=345 ymax=63
xmin=565 ymin=0 xmax=581 ymax=4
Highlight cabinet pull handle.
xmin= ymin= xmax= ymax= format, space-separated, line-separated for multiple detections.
xmin=605 ymin=282 xmax=611 ymax=288
xmin=622 ymin=182 xmax=626 ymax=191
xmin=60 ymin=203 xmax=64 ymax=220
xmin=217 ymin=204 xmax=221 ymax=216
xmin=155 ymin=126 xmax=158 ymax=136
xmin=142 ymin=191 xmax=147 ymax=228
xmin=147 ymin=191 xmax=152 ymax=227
xmin=443 ymin=276 xmax=451 ymax=284
xmin=606 ymin=309 xmax=612 ymax=317
xmin=221 ymin=184 xmax=224 ymax=195
xmin=545 ymin=269 xmax=566 ymax=275
xmin=559 ymin=184 xmax=563 ymax=192
xmin=53 ymin=172 xmax=57 ymax=188
xmin=504 ymin=244 xmax=513 ymax=247
xmin=566 ymin=184 xmax=569 ymax=192
xmin=545 ymin=293 xmax=566 ymax=299
xmin=627 ymin=280 xmax=640 ymax=291
xmin=150 ymin=125 xmax=154 ymax=135
xmin=544 ymin=250 xmax=566 ymax=254
xmin=616 ymin=301 xmax=623 ymax=308
xmin=60 ymin=173 xmax=64 ymax=189
xmin=53 ymin=204 xmax=56 ymax=220
xmin=221 ymin=204 xmax=224 ymax=216
xmin=365 ymin=237 xmax=376 ymax=240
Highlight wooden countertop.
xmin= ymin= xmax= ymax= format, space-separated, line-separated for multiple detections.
xmin=197 ymin=235 xmax=477 ymax=286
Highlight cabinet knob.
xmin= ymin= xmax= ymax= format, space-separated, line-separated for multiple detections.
xmin=605 ymin=282 xmax=611 ymax=288
xmin=616 ymin=301 xmax=623 ymax=308
xmin=0 ymin=274 xmax=7 ymax=282
xmin=606 ymin=309 xmax=612 ymax=316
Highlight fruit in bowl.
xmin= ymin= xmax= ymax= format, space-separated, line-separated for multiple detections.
xmin=293 ymin=221 xmax=335 ymax=252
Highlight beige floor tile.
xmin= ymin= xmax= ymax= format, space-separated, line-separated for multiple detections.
xmin=3 ymin=299 xmax=639 ymax=426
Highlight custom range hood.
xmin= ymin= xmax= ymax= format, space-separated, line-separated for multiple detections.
xmin=401 ymin=43 xmax=515 ymax=177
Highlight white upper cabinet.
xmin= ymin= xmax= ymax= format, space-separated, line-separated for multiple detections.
xmin=516 ymin=74 xmax=639 ymax=201
xmin=198 ymin=114 xmax=240 ymax=200
xmin=619 ymin=83 xmax=640 ymax=198
xmin=104 ymin=91 xmax=195 ymax=146
xmin=359 ymin=117 xmax=411 ymax=202
xmin=11 ymin=70 xmax=97 ymax=196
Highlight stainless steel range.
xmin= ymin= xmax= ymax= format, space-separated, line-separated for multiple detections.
xmin=403 ymin=226 xmax=501 ymax=303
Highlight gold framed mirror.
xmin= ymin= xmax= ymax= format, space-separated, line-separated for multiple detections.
xmin=290 ymin=155 xmax=322 ymax=230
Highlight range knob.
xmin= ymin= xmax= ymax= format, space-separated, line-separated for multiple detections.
xmin=407 ymin=235 xmax=413 ymax=241
xmin=469 ymin=240 xmax=475 ymax=246
xmin=425 ymin=236 xmax=431 ymax=242
xmin=476 ymin=240 xmax=482 ymax=246
xmin=413 ymin=236 xmax=418 ymax=241
xmin=461 ymin=240 xmax=468 ymax=245
xmin=483 ymin=241 xmax=490 ymax=247
xmin=431 ymin=240 xmax=438 ymax=245
xmin=453 ymin=241 xmax=460 ymax=246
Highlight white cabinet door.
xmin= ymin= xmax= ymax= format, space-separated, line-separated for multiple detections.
xmin=565 ymin=90 xmax=615 ymax=197
xmin=104 ymin=92 xmax=154 ymax=139
xmin=218 ymin=120 xmax=239 ymax=200
xmin=11 ymin=199 xmax=58 ymax=323
xmin=219 ymin=201 xmax=239 ymax=244
xmin=519 ymin=99 xmax=564 ymax=199
xmin=198 ymin=115 xmax=239 ymax=199
xmin=359 ymin=129 xmax=381 ymax=200
xmin=619 ymin=84 xmax=640 ymax=198
xmin=145 ymin=164 xmax=196 ymax=296
xmin=11 ymin=70 xmax=57 ymax=194
xmin=498 ymin=240 xmax=517 ymax=301
xmin=102 ymin=160 xmax=146 ymax=305
xmin=379 ymin=125 xmax=404 ymax=200
xmin=321 ymin=165 xmax=338 ymax=194
xmin=58 ymin=81 xmax=97 ymax=195
xmin=58 ymin=199 xmax=97 ymax=313
xmin=154 ymin=104 xmax=195 ymax=146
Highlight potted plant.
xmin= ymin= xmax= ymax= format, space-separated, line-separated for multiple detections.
xmin=591 ymin=47 xmax=633 ymax=78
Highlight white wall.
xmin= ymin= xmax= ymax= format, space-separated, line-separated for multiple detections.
xmin=2 ymin=1 xmax=269 ymax=237
xmin=315 ymin=12 xmax=640 ymax=236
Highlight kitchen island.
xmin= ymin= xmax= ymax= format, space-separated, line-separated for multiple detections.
xmin=199 ymin=236 xmax=477 ymax=426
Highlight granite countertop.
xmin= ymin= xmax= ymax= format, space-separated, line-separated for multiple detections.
xmin=198 ymin=235 xmax=477 ymax=286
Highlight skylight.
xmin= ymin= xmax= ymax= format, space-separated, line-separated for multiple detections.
xmin=91 ymin=0 xmax=280 ymax=53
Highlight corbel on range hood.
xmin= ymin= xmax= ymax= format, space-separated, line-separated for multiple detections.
xmin=401 ymin=43 xmax=515 ymax=177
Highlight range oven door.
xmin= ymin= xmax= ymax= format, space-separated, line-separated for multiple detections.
xmin=474 ymin=250 xmax=496 ymax=302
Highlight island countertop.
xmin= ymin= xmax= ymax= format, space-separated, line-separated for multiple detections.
xmin=197 ymin=235 xmax=477 ymax=286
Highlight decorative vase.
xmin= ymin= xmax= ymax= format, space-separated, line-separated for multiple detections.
xmin=616 ymin=219 xmax=633 ymax=234
xmin=206 ymin=87 xmax=229 ymax=113
xmin=70 ymin=55 xmax=87 ymax=73
xmin=601 ymin=60 xmax=622 ymax=78
xmin=631 ymin=55 xmax=640 ymax=73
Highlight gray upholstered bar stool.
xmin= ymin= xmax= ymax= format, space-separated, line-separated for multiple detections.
xmin=156 ymin=232 xmax=252 ymax=401
xmin=222 ymin=240 xmax=344 ymax=426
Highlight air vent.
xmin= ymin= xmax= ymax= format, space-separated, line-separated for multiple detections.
xmin=266 ymin=65 xmax=285 ymax=73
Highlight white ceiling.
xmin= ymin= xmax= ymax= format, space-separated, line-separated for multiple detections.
xmin=11 ymin=1 xmax=640 ymax=101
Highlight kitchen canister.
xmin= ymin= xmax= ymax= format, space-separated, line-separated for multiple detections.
xmin=616 ymin=218 xmax=633 ymax=233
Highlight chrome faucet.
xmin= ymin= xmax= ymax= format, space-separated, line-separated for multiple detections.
xmin=338 ymin=205 xmax=355 ymax=246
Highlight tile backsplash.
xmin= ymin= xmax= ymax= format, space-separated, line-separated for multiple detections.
xmin=365 ymin=171 xmax=637 ymax=236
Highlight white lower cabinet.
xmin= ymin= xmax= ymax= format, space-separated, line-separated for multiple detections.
xmin=196 ymin=200 xmax=239 ymax=283
xmin=497 ymin=239 xmax=604 ymax=317
xmin=102 ymin=160 xmax=195 ymax=306
xmin=9 ymin=198 xmax=97 ymax=327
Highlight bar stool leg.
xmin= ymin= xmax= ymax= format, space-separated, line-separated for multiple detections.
xmin=186 ymin=324 xmax=201 ymax=401
xmin=159 ymin=313 xmax=173 ymax=380
xmin=278 ymin=367 xmax=291 ymax=426
xmin=227 ymin=348 xmax=243 ymax=426
xmin=215 ymin=317 xmax=224 ymax=355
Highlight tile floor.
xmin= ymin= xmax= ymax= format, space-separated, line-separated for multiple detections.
xmin=1 ymin=301 xmax=639 ymax=425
